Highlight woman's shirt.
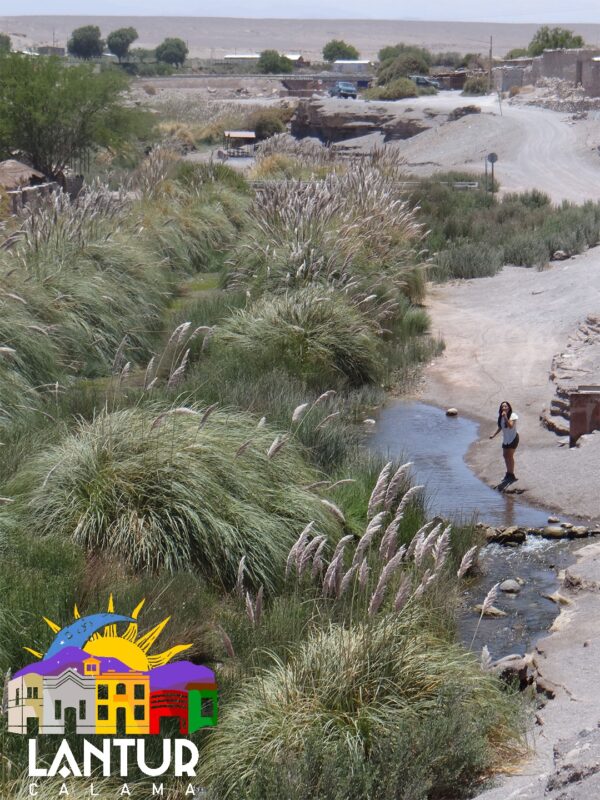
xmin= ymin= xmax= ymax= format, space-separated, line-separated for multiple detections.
xmin=501 ymin=413 xmax=518 ymax=445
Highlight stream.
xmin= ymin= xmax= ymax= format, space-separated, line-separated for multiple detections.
xmin=367 ymin=400 xmax=581 ymax=659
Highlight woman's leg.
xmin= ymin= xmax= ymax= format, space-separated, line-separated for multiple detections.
xmin=505 ymin=447 xmax=515 ymax=476
xmin=502 ymin=447 xmax=510 ymax=476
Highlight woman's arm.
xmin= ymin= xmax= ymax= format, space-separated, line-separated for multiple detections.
xmin=489 ymin=427 xmax=501 ymax=439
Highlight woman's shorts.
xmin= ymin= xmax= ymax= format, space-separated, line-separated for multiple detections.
xmin=502 ymin=434 xmax=519 ymax=450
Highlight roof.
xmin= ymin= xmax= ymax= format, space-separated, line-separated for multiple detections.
xmin=0 ymin=160 xmax=45 ymax=190
xmin=334 ymin=59 xmax=371 ymax=64
xmin=224 ymin=53 xmax=260 ymax=59
xmin=224 ymin=130 xmax=256 ymax=139
xmin=284 ymin=53 xmax=302 ymax=60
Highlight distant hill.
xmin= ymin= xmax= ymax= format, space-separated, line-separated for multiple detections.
xmin=2 ymin=16 xmax=600 ymax=61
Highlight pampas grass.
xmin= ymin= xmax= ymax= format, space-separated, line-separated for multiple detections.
xmin=3 ymin=407 xmax=341 ymax=591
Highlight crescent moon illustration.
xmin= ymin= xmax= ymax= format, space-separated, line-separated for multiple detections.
xmin=43 ymin=613 xmax=134 ymax=660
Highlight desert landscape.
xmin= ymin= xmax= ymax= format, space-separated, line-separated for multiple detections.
xmin=3 ymin=15 xmax=600 ymax=59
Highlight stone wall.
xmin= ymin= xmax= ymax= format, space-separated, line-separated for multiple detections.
xmin=582 ymin=60 xmax=600 ymax=97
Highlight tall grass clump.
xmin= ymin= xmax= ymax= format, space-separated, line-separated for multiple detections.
xmin=2 ymin=407 xmax=341 ymax=591
xmin=212 ymin=288 xmax=384 ymax=387
xmin=228 ymin=157 xmax=424 ymax=312
xmin=201 ymin=614 xmax=524 ymax=800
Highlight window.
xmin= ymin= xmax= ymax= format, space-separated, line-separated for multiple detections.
xmin=55 ymin=700 xmax=61 ymax=719
xmin=27 ymin=687 xmax=39 ymax=700
xmin=97 ymin=705 xmax=109 ymax=721
xmin=15 ymin=689 xmax=20 ymax=705
xmin=116 ymin=683 xmax=126 ymax=695
xmin=79 ymin=700 xmax=86 ymax=719
xmin=97 ymin=684 xmax=108 ymax=700
xmin=134 ymin=705 xmax=145 ymax=721
xmin=26 ymin=687 xmax=32 ymax=699
xmin=33 ymin=687 xmax=38 ymax=699
xmin=134 ymin=684 xmax=145 ymax=700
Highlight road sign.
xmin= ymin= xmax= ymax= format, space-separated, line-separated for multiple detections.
xmin=487 ymin=152 xmax=498 ymax=164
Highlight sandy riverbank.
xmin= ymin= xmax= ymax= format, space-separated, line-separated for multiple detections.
xmin=421 ymin=255 xmax=600 ymax=521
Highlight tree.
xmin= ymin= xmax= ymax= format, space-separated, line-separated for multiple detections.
xmin=0 ymin=55 xmax=149 ymax=177
xmin=528 ymin=26 xmax=585 ymax=56
xmin=107 ymin=27 xmax=138 ymax=62
xmin=378 ymin=43 xmax=432 ymax=67
xmin=322 ymin=39 xmax=359 ymax=62
xmin=504 ymin=47 xmax=529 ymax=60
xmin=256 ymin=50 xmax=293 ymax=74
xmin=155 ymin=38 xmax=188 ymax=67
xmin=0 ymin=33 xmax=11 ymax=54
xmin=67 ymin=25 xmax=105 ymax=60
xmin=377 ymin=52 xmax=430 ymax=85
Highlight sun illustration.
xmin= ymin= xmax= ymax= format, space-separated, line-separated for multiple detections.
xmin=25 ymin=595 xmax=192 ymax=672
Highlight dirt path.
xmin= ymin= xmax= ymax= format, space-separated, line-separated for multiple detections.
xmin=392 ymin=95 xmax=600 ymax=203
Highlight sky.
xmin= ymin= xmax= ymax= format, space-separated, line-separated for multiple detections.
xmin=2 ymin=0 xmax=600 ymax=22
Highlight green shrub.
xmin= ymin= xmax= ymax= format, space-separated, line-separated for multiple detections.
xmin=462 ymin=75 xmax=489 ymax=95
xmin=503 ymin=233 xmax=549 ymax=267
xmin=364 ymin=77 xmax=418 ymax=100
xmin=213 ymin=288 xmax=384 ymax=387
xmin=246 ymin=107 xmax=292 ymax=140
xmin=433 ymin=241 xmax=504 ymax=279
xmin=257 ymin=50 xmax=293 ymax=74
xmin=4 ymin=407 xmax=341 ymax=590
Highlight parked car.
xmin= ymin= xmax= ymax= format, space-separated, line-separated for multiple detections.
xmin=328 ymin=81 xmax=357 ymax=99
xmin=409 ymin=75 xmax=440 ymax=89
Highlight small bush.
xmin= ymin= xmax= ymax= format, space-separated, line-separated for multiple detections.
xmin=246 ymin=107 xmax=293 ymax=140
xmin=433 ymin=241 xmax=504 ymax=279
xmin=462 ymin=75 xmax=489 ymax=95
xmin=364 ymin=78 xmax=418 ymax=100
xmin=503 ymin=233 xmax=548 ymax=267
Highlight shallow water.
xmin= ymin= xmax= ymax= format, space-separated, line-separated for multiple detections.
xmin=367 ymin=400 xmax=581 ymax=657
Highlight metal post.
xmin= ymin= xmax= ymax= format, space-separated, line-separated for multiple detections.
xmin=484 ymin=158 xmax=488 ymax=192
xmin=491 ymin=161 xmax=495 ymax=195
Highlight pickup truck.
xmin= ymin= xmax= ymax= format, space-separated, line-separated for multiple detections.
xmin=328 ymin=81 xmax=357 ymax=99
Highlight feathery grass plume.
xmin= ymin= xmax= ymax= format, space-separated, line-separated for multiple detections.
xmin=200 ymin=613 xmax=525 ymax=798
xmin=236 ymin=556 xmax=246 ymax=597
xmin=395 ymin=484 xmax=425 ymax=517
xmin=218 ymin=625 xmax=236 ymax=659
xmin=383 ymin=461 xmax=413 ymax=510
xmin=481 ymin=584 xmax=500 ymax=615
xmin=322 ymin=549 xmax=344 ymax=597
xmin=320 ymin=499 xmax=345 ymax=525
xmin=311 ymin=537 xmax=329 ymax=578
xmin=267 ymin=434 xmax=288 ymax=459
xmin=316 ymin=411 xmax=340 ymax=429
xmin=358 ymin=557 xmax=369 ymax=589
xmin=4 ymin=408 xmax=340 ymax=591
xmin=314 ymin=389 xmax=337 ymax=406
xmin=254 ymin=585 xmax=264 ymax=626
xmin=167 ymin=348 xmax=190 ymax=389
xmin=414 ymin=523 xmax=442 ymax=567
xmin=151 ymin=406 xmax=200 ymax=429
xmin=199 ymin=402 xmax=219 ymax=428
xmin=338 ymin=564 xmax=358 ymax=598
xmin=285 ymin=522 xmax=315 ymax=579
xmin=432 ymin=525 xmax=452 ymax=570
xmin=481 ymin=645 xmax=493 ymax=671
xmin=298 ymin=534 xmax=326 ymax=578
xmin=245 ymin=591 xmax=255 ymax=625
xmin=143 ymin=355 xmax=157 ymax=390
xmin=368 ymin=548 xmax=406 ymax=616
xmin=414 ymin=568 xmax=436 ymax=599
xmin=292 ymin=402 xmax=310 ymax=423
xmin=470 ymin=583 xmax=501 ymax=649
xmin=457 ymin=545 xmax=479 ymax=579
xmin=406 ymin=520 xmax=435 ymax=560
xmin=352 ymin=511 xmax=386 ymax=567
xmin=394 ymin=573 xmax=413 ymax=611
xmin=367 ymin=461 xmax=393 ymax=519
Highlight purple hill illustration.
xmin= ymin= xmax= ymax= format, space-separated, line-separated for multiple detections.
xmin=150 ymin=661 xmax=216 ymax=691
xmin=14 ymin=647 xmax=131 ymax=679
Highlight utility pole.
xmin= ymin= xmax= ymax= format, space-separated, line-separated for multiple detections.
xmin=487 ymin=35 xmax=493 ymax=93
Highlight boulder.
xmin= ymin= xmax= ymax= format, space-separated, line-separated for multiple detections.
xmin=572 ymin=525 xmax=589 ymax=537
xmin=548 ymin=515 xmax=560 ymax=523
xmin=291 ymin=97 xmax=430 ymax=142
xmin=473 ymin=603 xmax=507 ymax=617
xmin=448 ymin=104 xmax=481 ymax=121
xmin=445 ymin=407 xmax=458 ymax=416
xmin=552 ymin=249 xmax=569 ymax=260
xmin=499 ymin=579 xmax=521 ymax=594
xmin=485 ymin=526 xmax=526 ymax=544
xmin=542 ymin=525 xmax=569 ymax=539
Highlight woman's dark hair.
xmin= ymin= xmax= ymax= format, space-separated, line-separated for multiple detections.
xmin=498 ymin=401 xmax=513 ymax=428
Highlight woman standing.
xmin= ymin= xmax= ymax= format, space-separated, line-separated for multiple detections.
xmin=489 ymin=401 xmax=519 ymax=484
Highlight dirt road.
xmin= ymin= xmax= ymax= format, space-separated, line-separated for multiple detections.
xmin=392 ymin=94 xmax=600 ymax=203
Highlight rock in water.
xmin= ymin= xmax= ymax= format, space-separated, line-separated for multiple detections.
xmin=445 ymin=407 xmax=458 ymax=416
xmin=499 ymin=579 xmax=521 ymax=594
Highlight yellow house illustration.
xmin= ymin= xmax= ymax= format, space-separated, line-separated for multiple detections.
xmin=88 ymin=658 xmax=150 ymax=735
